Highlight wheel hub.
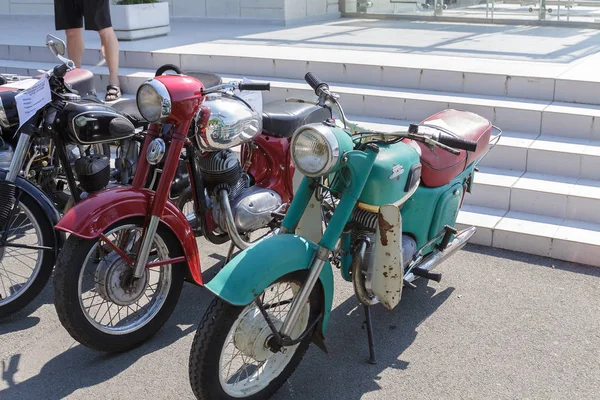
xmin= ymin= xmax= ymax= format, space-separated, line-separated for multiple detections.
xmin=234 ymin=307 xmax=283 ymax=362
xmin=94 ymin=252 xmax=148 ymax=306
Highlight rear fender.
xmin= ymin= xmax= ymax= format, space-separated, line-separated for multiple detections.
xmin=206 ymin=234 xmax=334 ymax=335
xmin=0 ymin=169 xmax=65 ymax=256
xmin=56 ymin=187 xmax=202 ymax=285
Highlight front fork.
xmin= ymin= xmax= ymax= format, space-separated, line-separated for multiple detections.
xmin=277 ymin=144 xmax=380 ymax=339
xmin=132 ymin=128 xmax=187 ymax=279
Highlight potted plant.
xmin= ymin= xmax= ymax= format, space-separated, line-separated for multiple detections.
xmin=110 ymin=0 xmax=170 ymax=41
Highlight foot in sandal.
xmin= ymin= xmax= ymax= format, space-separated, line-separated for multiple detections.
xmin=105 ymin=85 xmax=121 ymax=101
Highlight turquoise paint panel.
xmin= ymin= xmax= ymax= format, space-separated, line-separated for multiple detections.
xmin=402 ymin=166 xmax=474 ymax=248
xmin=358 ymin=142 xmax=421 ymax=206
xmin=205 ymin=234 xmax=334 ymax=333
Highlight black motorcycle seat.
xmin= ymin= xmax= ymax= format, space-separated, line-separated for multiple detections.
xmin=262 ymin=100 xmax=331 ymax=138
xmin=111 ymin=99 xmax=147 ymax=128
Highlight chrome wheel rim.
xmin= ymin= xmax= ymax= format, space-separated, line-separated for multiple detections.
xmin=218 ymin=280 xmax=310 ymax=397
xmin=0 ymin=202 xmax=44 ymax=306
xmin=77 ymin=224 xmax=172 ymax=335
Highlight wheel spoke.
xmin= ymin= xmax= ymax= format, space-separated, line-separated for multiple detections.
xmin=77 ymin=224 xmax=173 ymax=335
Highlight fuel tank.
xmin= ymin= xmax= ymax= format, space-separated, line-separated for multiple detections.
xmin=0 ymin=89 xmax=19 ymax=130
xmin=357 ymin=141 xmax=421 ymax=208
xmin=60 ymin=101 xmax=135 ymax=144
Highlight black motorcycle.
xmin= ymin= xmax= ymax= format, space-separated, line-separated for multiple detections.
xmin=0 ymin=35 xmax=148 ymax=318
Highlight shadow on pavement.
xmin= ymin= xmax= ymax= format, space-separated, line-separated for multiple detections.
xmin=0 ymin=278 xmax=216 ymax=400
xmin=274 ymin=281 xmax=454 ymax=399
xmin=463 ymin=244 xmax=600 ymax=278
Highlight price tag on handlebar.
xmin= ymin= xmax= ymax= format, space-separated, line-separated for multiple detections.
xmin=15 ymin=74 xmax=51 ymax=128
xmin=234 ymin=78 xmax=263 ymax=116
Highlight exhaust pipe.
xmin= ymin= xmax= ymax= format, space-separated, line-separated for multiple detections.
xmin=404 ymin=226 xmax=476 ymax=283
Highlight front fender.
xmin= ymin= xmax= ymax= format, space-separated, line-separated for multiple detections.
xmin=0 ymin=169 xmax=65 ymax=256
xmin=56 ymin=187 xmax=202 ymax=285
xmin=206 ymin=234 xmax=334 ymax=334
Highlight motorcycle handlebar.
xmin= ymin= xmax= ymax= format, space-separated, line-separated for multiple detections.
xmin=436 ymin=132 xmax=478 ymax=152
xmin=239 ymin=82 xmax=270 ymax=91
xmin=305 ymin=72 xmax=329 ymax=95
xmin=53 ymin=63 xmax=68 ymax=79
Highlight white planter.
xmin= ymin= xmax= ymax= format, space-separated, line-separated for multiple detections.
xmin=109 ymin=2 xmax=170 ymax=41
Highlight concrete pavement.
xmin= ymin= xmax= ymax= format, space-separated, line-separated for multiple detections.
xmin=0 ymin=239 xmax=598 ymax=399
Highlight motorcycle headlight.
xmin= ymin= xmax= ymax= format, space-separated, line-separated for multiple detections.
xmin=291 ymin=123 xmax=341 ymax=177
xmin=136 ymin=80 xmax=171 ymax=122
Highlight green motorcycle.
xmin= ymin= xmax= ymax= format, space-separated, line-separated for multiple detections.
xmin=188 ymin=73 xmax=501 ymax=399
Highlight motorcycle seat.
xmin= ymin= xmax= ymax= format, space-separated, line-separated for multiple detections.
xmin=412 ymin=109 xmax=492 ymax=188
xmin=262 ymin=100 xmax=331 ymax=138
xmin=111 ymin=98 xmax=147 ymax=128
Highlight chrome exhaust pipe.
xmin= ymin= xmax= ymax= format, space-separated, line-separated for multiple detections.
xmin=404 ymin=226 xmax=476 ymax=283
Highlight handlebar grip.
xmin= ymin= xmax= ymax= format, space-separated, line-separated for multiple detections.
xmin=438 ymin=132 xmax=478 ymax=152
xmin=238 ymin=82 xmax=271 ymax=91
xmin=155 ymin=64 xmax=183 ymax=77
xmin=54 ymin=63 xmax=68 ymax=79
xmin=305 ymin=72 xmax=328 ymax=95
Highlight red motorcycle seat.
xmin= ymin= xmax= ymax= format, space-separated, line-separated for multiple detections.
xmin=412 ymin=109 xmax=492 ymax=188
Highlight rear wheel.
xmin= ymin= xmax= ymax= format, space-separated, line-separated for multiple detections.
xmin=189 ymin=271 xmax=322 ymax=400
xmin=0 ymin=192 xmax=55 ymax=318
xmin=53 ymin=218 xmax=184 ymax=352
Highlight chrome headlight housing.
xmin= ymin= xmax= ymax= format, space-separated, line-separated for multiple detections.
xmin=197 ymin=93 xmax=262 ymax=151
xmin=136 ymin=79 xmax=171 ymax=122
xmin=291 ymin=123 xmax=341 ymax=178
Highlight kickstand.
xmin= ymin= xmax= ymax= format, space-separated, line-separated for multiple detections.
xmin=224 ymin=242 xmax=236 ymax=265
xmin=363 ymin=305 xmax=376 ymax=364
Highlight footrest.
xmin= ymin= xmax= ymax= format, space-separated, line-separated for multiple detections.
xmin=411 ymin=267 xmax=442 ymax=283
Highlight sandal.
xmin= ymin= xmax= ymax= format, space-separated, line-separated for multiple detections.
xmin=105 ymin=85 xmax=122 ymax=101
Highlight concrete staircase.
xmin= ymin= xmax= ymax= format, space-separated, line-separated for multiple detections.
xmin=2 ymin=44 xmax=600 ymax=267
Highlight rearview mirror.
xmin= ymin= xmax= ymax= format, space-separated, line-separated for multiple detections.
xmin=46 ymin=34 xmax=66 ymax=57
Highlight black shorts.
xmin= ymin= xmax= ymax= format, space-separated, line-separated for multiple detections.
xmin=54 ymin=0 xmax=112 ymax=31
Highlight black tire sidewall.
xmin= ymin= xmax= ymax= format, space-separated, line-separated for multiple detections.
xmin=0 ymin=191 xmax=56 ymax=318
xmin=189 ymin=271 xmax=323 ymax=400
xmin=53 ymin=218 xmax=185 ymax=352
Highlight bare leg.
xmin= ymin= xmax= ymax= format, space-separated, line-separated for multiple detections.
xmin=98 ymin=27 xmax=120 ymax=87
xmin=65 ymin=28 xmax=84 ymax=68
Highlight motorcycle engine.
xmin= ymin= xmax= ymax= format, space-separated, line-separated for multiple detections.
xmin=74 ymin=154 xmax=111 ymax=193
xmin=199 ymin=150 xmax=282 ymax=233
xmin=351 ymin=208 xmax=417 ymax=276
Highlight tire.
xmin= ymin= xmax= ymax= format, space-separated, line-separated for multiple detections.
xmin=189 ymin=271 xmax=322 ymax=400
xmin=176 ymin=187 xmax=200 ymax=235
xmin=0 ymin=192 xmax=56 ymax=318
xmin=53 ymin=218 xmax=185 ymax=352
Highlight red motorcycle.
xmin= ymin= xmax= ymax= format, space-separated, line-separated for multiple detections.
xmin=52 ymin=67 xmax=331 ymax=352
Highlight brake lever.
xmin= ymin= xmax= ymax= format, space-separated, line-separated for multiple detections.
xmin=423 ymin=137 xmax=460 ymax=156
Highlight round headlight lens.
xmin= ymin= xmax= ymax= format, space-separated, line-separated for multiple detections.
xmin=291 ymin=124 xmax=340 ymax=177
xmin=136 ymin=80 xmax=171 ymax=122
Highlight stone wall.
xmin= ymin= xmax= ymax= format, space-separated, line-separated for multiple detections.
xmin=0 ymin=0 xmax=339 ymax=23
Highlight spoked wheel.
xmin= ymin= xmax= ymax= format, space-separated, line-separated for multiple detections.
xmin=189 ymin=271 xmax=322 ymax=400
xmin=53 ymin=218 xmax=185 ymax=352
xmin=176 ymin=187 xmax=200 ymax=235
xmin=0 ymin=193 xmax=55 ymax=318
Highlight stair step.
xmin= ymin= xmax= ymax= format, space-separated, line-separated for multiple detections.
xmin=456 ymin=206 xmax=600 ymax=266
xmin=465 ymin=168 xmax=600 ymax=224
xmin=5 ymin=43 xmax=600 ymax=107
xmin=4 ymin=59 xmax=600 ymax=141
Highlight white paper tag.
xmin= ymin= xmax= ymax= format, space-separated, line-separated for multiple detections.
xmin=236 ymin=77 xmax=263 ymax=116
xmin=15 ymin=74 xmax=51 ymax=128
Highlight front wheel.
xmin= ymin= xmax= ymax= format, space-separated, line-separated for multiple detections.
xmin=53 ymin=218 xmax=185 ymax=352
xmin=189 ymin=271 xmax=322 ymax=400
xmin=0 ymin=192 xmax=56 ymax=318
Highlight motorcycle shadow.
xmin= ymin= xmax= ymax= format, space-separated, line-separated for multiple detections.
xmin=0 ymin=279 xmax=216 ymax=400
xmin=0 ymin=277 xmax=54 ymax=332
xmin=274 ymin=281 xmax=455 ymax=400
